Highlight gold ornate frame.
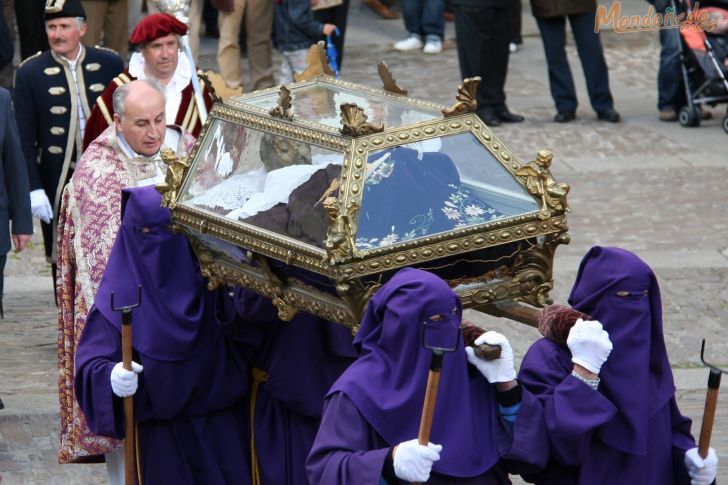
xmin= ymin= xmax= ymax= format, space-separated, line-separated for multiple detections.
xmin=161 ymin=73 xmax=571 ymax=330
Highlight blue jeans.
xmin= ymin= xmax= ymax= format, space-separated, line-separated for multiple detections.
xmin=657 ymin=17 xmax=684 ymax=110
xmin=400 ymin=0 xmax=445 ymax=39
xmin=647 ymin=0 xmax=684 ymax=109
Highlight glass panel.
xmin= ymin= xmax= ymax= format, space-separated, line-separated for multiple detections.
xmin=243 ymin=83 xmax=439 ymax=128
xmin=355 ymin=132 xmax=540 ymax=250
xmin=178 ymin=118 xmax=344 ymax=248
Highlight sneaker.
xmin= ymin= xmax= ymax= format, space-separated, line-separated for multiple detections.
xmin=394 ymin=34 xmax=423 ymax=51
xmin=423 ymin=36 xmax=442 ymax=54
xmin=509 ymin=42 xmax=518 ymax=53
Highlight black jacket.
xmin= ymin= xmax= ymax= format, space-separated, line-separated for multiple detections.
xmin=529 ymin=0 xmax=597 ymax=18
xmin=275 ymin=0 xmax=325 ymax=52
xmin=0 ymin=87 xmax=32 ymax=257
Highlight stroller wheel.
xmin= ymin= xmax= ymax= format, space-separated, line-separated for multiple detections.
xmin=722 ymin=114 xmax=728 ymax=134
xmin=678 ymin=107 xmax=701 ymax=127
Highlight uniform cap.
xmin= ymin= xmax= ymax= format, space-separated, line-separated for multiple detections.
xmin=129 ymin=13 xmax=188 ymax=46
xmin=45 ymin=0 xmax=86 ymax=20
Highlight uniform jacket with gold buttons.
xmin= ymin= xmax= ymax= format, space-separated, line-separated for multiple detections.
xmin=12 ymin=46 xmax=124 ymax=229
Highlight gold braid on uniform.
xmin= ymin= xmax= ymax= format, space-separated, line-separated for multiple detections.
xmin=250 ymin=367 xmax=269 ymax=485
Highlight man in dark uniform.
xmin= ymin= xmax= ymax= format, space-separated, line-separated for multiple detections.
xmin=13 ymin=0 xmax=124 ymax=288
xmin=451 ymin=0 xmax=524 ymax=127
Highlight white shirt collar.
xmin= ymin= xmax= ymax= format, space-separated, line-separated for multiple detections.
xmin=60 ymin=45 xmax=84 ymax=68
xmin=128 ymin=51 xmax=192 ymax=93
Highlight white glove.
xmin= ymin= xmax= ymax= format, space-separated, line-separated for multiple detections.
xmin=465 ymin=331 xmax=516 ymax=383
xmin=393 ymin=439 xmax=442 ymax=483
xmin=30 ymin=189 xmax=53 ymax=224
xmin=566 ymin=319 xmax=613 ymax=375
xmin=685 ymin=447 xmax=718 ymax=485
xmin=110 ymin=361 xmax=143 ymax=397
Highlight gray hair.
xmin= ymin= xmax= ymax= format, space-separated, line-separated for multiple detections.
xmin=44 ymin=17 xmax=85 ymax=31
xmin=112 ymin=79 xmax=166 ymax=120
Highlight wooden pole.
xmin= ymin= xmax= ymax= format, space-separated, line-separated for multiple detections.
xmin=472 ymin=301 xmax=540 ymax=328
xmin=698 ymin=368 xmax=721 ymax=458
xmin=121 ymin=311 xmax=135 ymax=485
xmin=413 ymin=350 xmax=444 ymax=485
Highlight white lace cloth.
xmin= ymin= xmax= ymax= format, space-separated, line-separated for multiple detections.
xmin=188 ymin=153 xmax=343 ymax=219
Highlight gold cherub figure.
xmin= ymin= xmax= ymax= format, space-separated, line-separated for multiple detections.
xmin=515 ymin=149 xmax=570 ymax=217
xmin=156 ymin=147 xmax=190 ymax=209
xmin=323 ymin=196 xmax=358 ymax=264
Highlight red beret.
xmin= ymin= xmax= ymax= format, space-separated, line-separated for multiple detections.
xmin=129 ymin=13 xmax=188 ymax=45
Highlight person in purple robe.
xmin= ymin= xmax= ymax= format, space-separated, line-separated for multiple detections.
xmin=74 ymin=186 xmax=252 ymax=485
xmin=517 ymin=246 xmax=719 ymax=485
xmin=306 ymin=267 xmax=550 ymax=484
xmin=215 ymin=286 xmax=359 ymax=485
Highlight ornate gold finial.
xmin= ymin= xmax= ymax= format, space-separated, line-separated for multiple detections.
xmin=336 ymin=280 xmax=381 ymax=336
xmin=339 ymin=103 xmax=384 ymax=136
xmin=442 ymin=77 xmax=481 ymax=117
xmin=156 ymin=147 xmax=190 ymax=209
xmin=188 ymin=239 xmax=224 ymax=290
xmin=249 ymin=253 xmax=299 ymax=321
xmin=293 ymin=41 xmax=335 ymax=82
xmin=323 ymin=196 xmax=359 ymax=264
xmin=515 ymin=149 xmax=571 ymax=219
xmin=377 ymin=62 xmax=408 ymax=96
xmin=269 ymin=85 xmax=294 ymax=120
xmin=199 ymin=70 xmax=244 ymax=103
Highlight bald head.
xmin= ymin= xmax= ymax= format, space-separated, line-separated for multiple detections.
xmin=113 ymin=80 xmax=167 ymax=157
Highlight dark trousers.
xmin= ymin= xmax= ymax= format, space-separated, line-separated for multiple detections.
xmin=454 ymin=4 xmax=511 ymax=112
xmin=40 ymin=219 xmax=58 ymax=297
xmin=510 ymin=0 xmax=522 ymax=45
xmin=536 ymin=11 xmax=614 ymax=114
xmin=0 ymin=252 xmax=5 ymax=317
xmin=14 ymin=0 xmax=49 ymax=61
xmin=314 ymin=0 xmax=350 ymax=69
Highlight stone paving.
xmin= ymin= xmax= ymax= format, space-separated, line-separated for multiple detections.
xmin=2 ymin=1 xmax=728 ymax=482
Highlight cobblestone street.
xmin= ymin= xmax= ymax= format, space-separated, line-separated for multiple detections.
xmin=2 ymin=1 xmax=727 ymax=483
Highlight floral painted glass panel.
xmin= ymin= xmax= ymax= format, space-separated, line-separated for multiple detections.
xmin=178 ymin=118 xmax=343 ymax=248
xmin=355 ymin=132 xmax=540 ymax=250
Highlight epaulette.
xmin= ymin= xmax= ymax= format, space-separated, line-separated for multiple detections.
xmin=112 ymin=73 xmax=133 ymax=87
xmin=93 ymin=45 xmax=121 ymax=57
xmin=17 ymin=51 xmax=42 ymax=70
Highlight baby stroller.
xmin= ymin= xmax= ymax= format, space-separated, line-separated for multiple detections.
xmin=674 ymin=0 xmax=728 ymax=132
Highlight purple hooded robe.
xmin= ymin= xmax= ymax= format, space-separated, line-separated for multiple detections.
xmin=74 ymin=186 xmax=251 ymax=485
xmin=518 ymin=246 xmax=696 ymax=484
xmin=306 ymin=268 xmax=549 ymax=484
xmin=216 ymin=285 xmax=359 ymax=485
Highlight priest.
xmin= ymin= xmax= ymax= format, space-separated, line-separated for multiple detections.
xmin=56 ymin=79 xmax=196 ymax=473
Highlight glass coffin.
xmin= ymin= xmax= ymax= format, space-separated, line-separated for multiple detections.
xmin=163 ymin=69 xmax=571 ymax=330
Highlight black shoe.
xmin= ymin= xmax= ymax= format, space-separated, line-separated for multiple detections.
xmin=597 ymin=108 xmax=620 ymax=123
xmin=554 ymin=111 xmax=576 ymax=123
xmin=496 ymin=110 xmax=525 ymax=123
xmin=480 ymin=112 xmax=501 ymax=127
